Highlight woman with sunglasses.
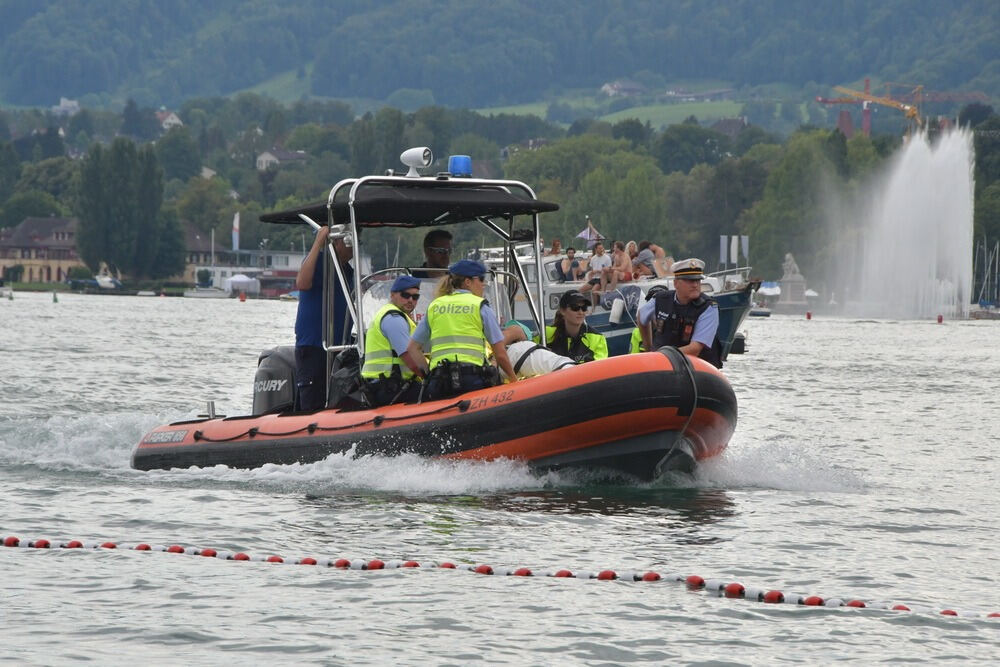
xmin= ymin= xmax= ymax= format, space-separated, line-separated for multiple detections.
xmin=406 ymin=259 xmax=517 ymax=400
xmin=360 ymin=275 xmax=425 ymax=406
xmin=535 ymin=289 xmax=608 ymax=364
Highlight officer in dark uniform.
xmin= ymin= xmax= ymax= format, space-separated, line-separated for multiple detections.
xmin=637 ymin=258 xmax=723 ymax=368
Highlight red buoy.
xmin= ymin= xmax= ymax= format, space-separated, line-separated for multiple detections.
xmin=100 ymin=542 xmax=117 ymax=549
xmin=806 ymin=311 xmax=812 ymax=320
xmin=987 ymin=612 xmax=1000 ymax=618
xmin=724 ymin=583 xmax=745 ymax=598
xmin=299 ymin=557 xmax=317 ymax=565
xmin=239 ymin=291 xmax=247 ymax=302
xmin=65 ymin=540 xmax=83 ymax=549
xmin=266 ymin=555 xmax=284 ymax=563
xmin=642 ymin=572 xmax=661 ymax=582
xmin=232 ymin=552 xmax=250 ymax=561
xmin=166 ymin=545 xmax=185 ymax=553
xmin=367 ymin=559 xmax=385 ymax=570
xmin=763 ymin=590 xmax=785 ymax=603
xmin=940 ymin=609 xmax=958 ymax=616
xmin=596 ymin=570 xmax=617 ymax=580
xmin=402 ymin=560 xmax=420 ymax=568
xmin=553 ymin=569 xmax=573 ymax=578
xmin=200 ymin=548 xmax=217 ymax=557
xmin=846 ymin=600 xmax=866 ymax=608
xmin=937 ymin=314 xmax=943 ymax=324
xmin=512 ymin=567 xmax=532 ymax=577
xmin=686 ymin=575 xmax=705 ymax=589
xmin=32 ymin=539 xmax=51 ymax=548
xmin=3 ymin=536 xmax=19 ymax=547
xmin=135 ymin=543 xmax=151 ymax=551
xmin=474 ymin=564 xmax=493 ymax=575
xmin=803 ymin=596 xmax=824 ymax=606
xmin=892 ymin=604 xmax=910 ymax=611
xmin=439 ymin=562 xmax=456 ymax=569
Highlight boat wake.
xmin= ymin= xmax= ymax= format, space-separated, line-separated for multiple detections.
xmin=0 ymin=413 xmax=866 ymax=496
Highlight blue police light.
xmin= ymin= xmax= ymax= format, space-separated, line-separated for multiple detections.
xmin=448 ymin=155 xmax=472 ymax=177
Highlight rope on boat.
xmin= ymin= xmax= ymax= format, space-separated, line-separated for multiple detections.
xmin=4 ymin=534 xmax=998 ymax=620
xmin=192 ymin=399 xmax=471 ymax=442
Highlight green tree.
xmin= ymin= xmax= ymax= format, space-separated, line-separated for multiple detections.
xmin=350 ymin=113 xmax=377 ymax=175
xmin=974 ymin=181 xmax=1000 ymax=243
xmin=15 ymin=156 xmax=78 ymax=203
xmin=120 ymin=99 xmax=160 ymax=141
xmin=0 ymin=141 xmax=21 ymax=202
xmin=176 ymin=177 xmax=232 ymax=234
xmin=653 ymin=124 xmax=731 ymax=175
xmin=149 ymin=208 xmax=186 ymax=280
xmin=374 ymin=107 xmax=406 ymax=173
xmin=155 ymin=126 xmax=201 ymax=182
xmin=0 ymin=189 xmax=66 ymax=228
xmin=75 ymin=138 xmax=164 ymax=278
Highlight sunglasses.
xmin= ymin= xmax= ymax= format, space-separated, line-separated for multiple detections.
xmin=567 ymin=303 xmax=589 ymax=312
xmin=428 ymin=246 xmax=451 ymax=255
xmin=399 ymin=291 xmax=420 ymax=300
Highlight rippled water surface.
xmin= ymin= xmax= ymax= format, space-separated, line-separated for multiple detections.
xmin=2 ymin=291 xmax=998 ymax=664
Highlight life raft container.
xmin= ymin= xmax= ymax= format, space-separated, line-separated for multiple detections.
xmin=132 ymin=347 xmax=736 ymax=480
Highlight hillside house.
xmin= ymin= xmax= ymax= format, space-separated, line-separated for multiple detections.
xmin=0 ymin=217 xmax=84 ymax=282
xmin=256 ymin=148 xmax=308 ymax=171
xmin=155 ymin=111 xmax=184 ymax=131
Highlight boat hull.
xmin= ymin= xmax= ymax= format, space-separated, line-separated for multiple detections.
xmin=132 ymin=348 xmax=736 ymax=481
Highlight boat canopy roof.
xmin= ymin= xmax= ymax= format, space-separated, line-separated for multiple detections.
xmin=260 ymin=178 xmax=559 ymax=228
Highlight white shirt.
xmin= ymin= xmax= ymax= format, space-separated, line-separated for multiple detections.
xmin=588 ymin=253 xmax=612 ymax=273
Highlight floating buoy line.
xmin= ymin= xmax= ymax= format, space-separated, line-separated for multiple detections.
xmin=4 ymin=534 xmax=998 ymax=619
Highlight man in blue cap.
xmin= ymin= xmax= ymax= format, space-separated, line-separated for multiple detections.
xmin=359 ymin=274 xmax=425 ymax=406
xmin=406 ymin=259 xmax=518 ymax=400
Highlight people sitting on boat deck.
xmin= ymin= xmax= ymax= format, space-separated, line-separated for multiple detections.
xmin=295 ymin=225 xmax=354 ymax=411
xmin=411 ymin=229 xmax=453 ymax=278
xmin=544 ymin=238 xmax=562 ymax=256
xmin=638 ymin=258 xmax=722 ymax=368
xmin=632 ymin=240 xmax=658 ymax=277
xmin=598 ymin=241 xmax=632 ymax=298
xmin=360 ymin=275 xmax=425 ymax=407
xmin=578 ymin=242 xmax=612 ymax=306
xmin=534 ymin=289 xmax=608 ymax=363
xmin=629 ymin=285 xmax=670 ymax=353
xmin=405 ymin=259 xmax=518 ymax=401
xmin=559 ymin=247 xmax=585 ymax=282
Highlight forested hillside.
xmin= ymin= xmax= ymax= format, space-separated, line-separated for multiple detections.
xmin=1 ymin=0 xmax=996 ymax=108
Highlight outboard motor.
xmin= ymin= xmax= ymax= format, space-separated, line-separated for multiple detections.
xmin=252 ymin=346 xmax=297 ymax=415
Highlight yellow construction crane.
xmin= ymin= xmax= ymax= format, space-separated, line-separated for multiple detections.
xmin=833 ymin=85 xmax=922 ymax=129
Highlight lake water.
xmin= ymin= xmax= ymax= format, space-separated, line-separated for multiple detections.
xmin=2 ymin=291 xmax=998 ymax=664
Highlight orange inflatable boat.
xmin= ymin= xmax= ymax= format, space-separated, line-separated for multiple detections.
xmin=133 ymin=347 xmax=735 ymax=480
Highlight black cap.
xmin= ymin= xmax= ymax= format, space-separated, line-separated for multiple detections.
xmin=559 ymin=289 xmax=588 ymax=308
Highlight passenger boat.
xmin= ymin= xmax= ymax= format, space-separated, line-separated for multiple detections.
xmin=133 ymin=149 xmax=742 ymax=479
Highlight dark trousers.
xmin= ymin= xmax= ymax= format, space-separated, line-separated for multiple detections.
xmin=295 ymin=345 xmax=327 ymax=411
xmin=364 ymin=378 xmax=422 ymax=407
xmin=423 ymin=362 xmax=497 ymax=401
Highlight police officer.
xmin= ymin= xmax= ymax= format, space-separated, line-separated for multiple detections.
xmin=637 ymin=258 xmax=723 ymax=368
xmin=405 ymin=259 xmax=517 ymax=400
xmin=536 ymin=289 xmax=608 ymax=363
xmin=360 ymin=275 xmax=425 ymax=406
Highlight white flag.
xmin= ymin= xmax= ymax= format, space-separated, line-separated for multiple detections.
xmin=231 ymin=212 xmax=240 ymax=251
xmin=719 ymin=236 xmax=728 ymax=264
xmin=741 ymin=235 xmax=749 ymax=262
xmin=730 ymin=235 xmax=739 ymax=264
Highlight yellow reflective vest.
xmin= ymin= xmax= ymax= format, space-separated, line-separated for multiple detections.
xmin=535 ymin=324 xmax=608 ymax=363
xmin=426 ymin=291 xmax=488 ymax=368
xmin=361 ymin=303 xmax=417 ymax=380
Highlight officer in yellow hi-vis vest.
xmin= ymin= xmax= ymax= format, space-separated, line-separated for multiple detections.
xmin=405 ymin=259 xmax=517 ymax=401
xmin=360 ymin=275 xmax=425 ymax=406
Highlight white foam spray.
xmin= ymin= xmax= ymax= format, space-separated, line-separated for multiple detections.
xmin=841 ymin=129 xmax=975 ymax=319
